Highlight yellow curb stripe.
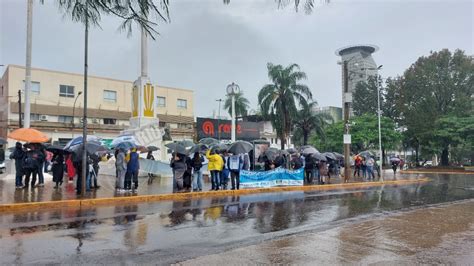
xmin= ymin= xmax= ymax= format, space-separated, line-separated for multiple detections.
xmin=401 ymin=170 xmax=474 ymax=175
xmin=0 ymin=178 xmax=430 ymax=213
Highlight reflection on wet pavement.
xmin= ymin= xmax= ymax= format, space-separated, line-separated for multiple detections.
xmin=0 ymin=173 xmax=472 ymax=264
xmin=184 ymin=200 xmax=474 ymax=265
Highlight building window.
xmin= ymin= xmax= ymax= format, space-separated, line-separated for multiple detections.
xmin=159 ymin=122 xmax=167 ymax=127
xmin=59 ymin=85 xmax=75 ymax=98
xmin=23 ymin=81 xmax=41 ymax=94
xmin=21 ymin=113 xmax=41 ymax=121
xmin=103 ymin=90 xmax=117 ymax=102
xmin=103 ymin=118 xmax=116 ymax=125
xmin=177 ymin=99 xmax=187 ymax=109
xmin=58 ymin=115 xmax=73 ymax=123
xmin=157 ymin=96 xmax=166 ymax=107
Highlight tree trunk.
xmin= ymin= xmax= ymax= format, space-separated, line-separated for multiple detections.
xmin=440 ymin=147 xmax=449 ymax=166
xmin=382 ymin=148 xmax=386 ymax=167
xmin=303 ymin=131 xmax=309 ymax=145
xmin=280 ymin=136 xmax=285 ymax=150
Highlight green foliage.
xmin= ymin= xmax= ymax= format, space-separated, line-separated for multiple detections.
xmin=292 ymin=101 xmax=332 ymax=146
xmin=310 ymin=114 xmax=401 ymax=154
xmin=224 ymin=92 xmax=250 ymax=118
xmin=397 ymin=49 xmax=474 ymax=165
xmin=259 ymin=63 xmax=312 ymax=149
xmin=352 ymin=76 xmax=379 ymax=117
xmin=49 ymin=0 xmax=170 ymax=39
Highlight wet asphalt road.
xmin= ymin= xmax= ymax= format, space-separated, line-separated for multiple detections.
xmin=0 ymin=172 xmax=473 ymax=265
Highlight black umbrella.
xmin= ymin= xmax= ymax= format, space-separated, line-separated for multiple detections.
xmin=286 ymin=148 xmax=297 ymax=154
xmin=310 ymin=152 xmax=327 ymax=161
xmin=0 ymin=137 xmax=7 ymax=145
xmin=332 ymin=152 xmax=344 ymax=160
xmin=165 ymin=142 xmax=187 ymax=155
xmin=322 ymin=152 xmax=337 ymax=161
xmin=47 ymin=145 xmax=70 ymax=155
xmin=178 ymin=140 xmax=195 ymax=148
xmin=199 ymin=138 xmax=219 ymax=146
xmin=211 ymin=143 xmax=229 ymax=153
xmin=228 ymin=141 xmax=253 ymax=155
xmin=147 ymin=146 xmax=160 ymax=152
xmin=299 ymin=145 xmax=315 ymax=153
xmin=358 ymin=150 xmax=375 ymax=159
xmin=65 ymin=140 xmax=104 ymax=155
xmin=264 ymin=147 xmax=280 ymax=160
xmin=188 ymin=143 xmax=208 ymax=154
xmin=302 ymin=146 xmax=319 ymax=155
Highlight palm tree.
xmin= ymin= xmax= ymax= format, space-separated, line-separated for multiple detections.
xmin=46 ymin=0 xmax=170 ymax=196
xmin=224 ymin=92 xmax=250 ymax=118
xmin=258 ymin=63 xmax=312 ymax=149
xmin=292 ymin=101 xmax=333 ymax=146
xmin=223 ymin=0 xmax=329 ymax=14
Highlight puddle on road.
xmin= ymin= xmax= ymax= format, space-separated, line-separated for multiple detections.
xmin=182 ymin=200 xmax=474 ymax=265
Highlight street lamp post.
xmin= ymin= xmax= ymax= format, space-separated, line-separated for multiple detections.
xmin=216 ymin=99 xmax=223 ymax=141
xmin=361 ymin=65 xmax=383 ymax=181
xmin=71 ymin=91 xmax=83 ymax=136
xmin=226 ymin=82 xmax=240 ymax=142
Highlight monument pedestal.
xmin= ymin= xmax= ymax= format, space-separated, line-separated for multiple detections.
xmin=121 ymin=76 xmax=164 ymax=160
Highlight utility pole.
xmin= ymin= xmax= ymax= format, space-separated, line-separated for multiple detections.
xmin=343 ymin=61 xmax=351 ymax=183
xmin=18 ymin=90 xmax=22 ymax=128
xmin=24 ymin=0 xmax=33 ymax=128
xmin=81 ymin=4 xmax=89 ymax=197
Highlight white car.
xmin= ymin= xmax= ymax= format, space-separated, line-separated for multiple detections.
xmin=0 ymin=161 xmax=5 ymax=174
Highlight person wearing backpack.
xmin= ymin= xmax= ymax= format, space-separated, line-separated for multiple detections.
xmin=190 ymin=152 xmax=204 ymax=191
xmin=227 ymin=153 xmax=243 ymax=190
xmin=10 ymin=142 xmax=25 ymax=189
xmin=304 ymin=154 xmax=315 ymax=184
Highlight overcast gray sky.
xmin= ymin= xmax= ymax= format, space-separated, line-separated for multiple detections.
xmin=1 ymin=0 xmax=473 ymax=118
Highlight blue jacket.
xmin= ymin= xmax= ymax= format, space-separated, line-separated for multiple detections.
xmin=127 ymin=152 xmax=140 ymax=173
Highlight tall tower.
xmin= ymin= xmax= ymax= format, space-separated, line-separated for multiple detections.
xmin=336 ymin=45 xmax=379 ymax=116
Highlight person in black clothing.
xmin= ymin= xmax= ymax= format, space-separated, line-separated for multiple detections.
xmin=51 ymin=153 xmax=65 ymax=188
xmin=183 ymin=156 xmax=193 ymax=191
xmin=36 ymin=145 xmax=46 ymax=187
xmin=290 ymin=154 xmax=303 ymax=170
xmin=23 ymin=145 xmax=41 ymax=189
xmin=10 ymin=142 xmax=25 ymax=189
xmin=304 ymin=154 xmax=316 ymax=184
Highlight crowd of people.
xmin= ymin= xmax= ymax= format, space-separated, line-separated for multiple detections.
xmin=170 ymin=149 xmax=250 ymax=193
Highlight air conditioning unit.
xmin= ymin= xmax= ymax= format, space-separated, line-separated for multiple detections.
xmin=40 ymin=115 xmax=48 ymax=121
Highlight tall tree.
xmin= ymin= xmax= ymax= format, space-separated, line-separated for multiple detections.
xmin=259 ymin=63 xmax=312 ymax=149
xmin=352 ymin=76 xmax=379 ymax=117
xmin=224 ymin=92 xmax=250 ymax=118
xmin=398 ymin=49 xmax=474 ymax=165
xmin=292 ymin=101 xmax=332 ymax=146
xmin=223 ymin=0 xmax=329 ymax=14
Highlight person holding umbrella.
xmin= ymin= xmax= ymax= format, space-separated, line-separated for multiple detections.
xmin=23 ymin=144 xmax=42 ymax=189
xmin=10 ymin=142 xmax=26 ymax=189
xmin=227 ymin=152 xmax=243 ymax=190
xmin=170 ymin=152 xmax=187 ymax=192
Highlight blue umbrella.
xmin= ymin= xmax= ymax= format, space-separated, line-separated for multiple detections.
xmin=115 ymin=141 xmax=137 ymax=151
xmin=64 ymin=135 xmax=101 ymax=150
xmin=111 ymin=135 xmax=138 ymax=148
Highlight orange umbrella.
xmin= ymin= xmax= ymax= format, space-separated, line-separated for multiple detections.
xmin=8 ymin=128 xmax=49 ymax=143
